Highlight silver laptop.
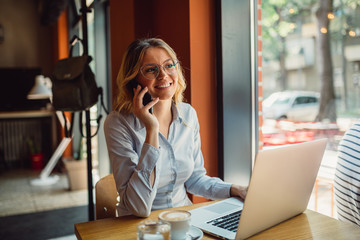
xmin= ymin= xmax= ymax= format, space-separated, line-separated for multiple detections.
xmin=190 ymin=138 xmax=327 ymax=240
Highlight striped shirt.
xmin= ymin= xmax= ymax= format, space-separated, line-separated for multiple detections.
xmin=334 ymin=121 xmax=360 ymax=226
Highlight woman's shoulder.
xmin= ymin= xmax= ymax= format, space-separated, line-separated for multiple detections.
xmin=177 ymin=102 xmax=196 ymax=113
xmin=104 ymin=111 xmax=135 ymax=129
xmin=176 ymin=102 xmax=198 ymax=125
xmin=105 ymin=111 xmax=122 ymax=123
xmin=177 ymin=102 xmax=197 ymax=116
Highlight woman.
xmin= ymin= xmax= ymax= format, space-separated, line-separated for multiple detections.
xmin=104 ymin=38 xmax=247 ymax=217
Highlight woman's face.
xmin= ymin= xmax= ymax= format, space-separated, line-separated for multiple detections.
xmin=136 ymin=47 xmax=178 ymax=101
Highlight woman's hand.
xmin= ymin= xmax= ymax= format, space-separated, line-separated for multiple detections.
xmin=133 ymin=85 xmax=159 ymax=129
xmin=230 ymin=184 xmax=248 ymax=201
xmin=133 ymin=85 xmax=160 ymax=149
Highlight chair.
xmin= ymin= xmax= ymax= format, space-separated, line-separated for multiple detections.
xmin=95 ymin=174 xmax=118 ymax=219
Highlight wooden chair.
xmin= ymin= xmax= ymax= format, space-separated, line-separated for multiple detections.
xmin=95 ymin=174 xmax=118 ymax=219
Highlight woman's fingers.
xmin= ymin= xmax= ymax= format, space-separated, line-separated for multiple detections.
xmin=145 ymin=97 xmax=159 ymax=112
xmin=132 ymin=85 xmax=142 ymax=108
xmin=133 ymin=86 xmax=158 ymax=120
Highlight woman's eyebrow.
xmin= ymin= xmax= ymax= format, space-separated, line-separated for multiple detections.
xmin=142 ymin=58 xmax=172 ymax=66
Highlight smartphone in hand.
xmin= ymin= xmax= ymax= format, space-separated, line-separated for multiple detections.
xmin=130 ymin=80 xmax=153 ymax=114
xmin=143 ymin=91 xmax=153 ymax=114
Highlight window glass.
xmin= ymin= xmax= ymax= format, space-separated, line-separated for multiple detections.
xmin=261 ymin=0 xmax=360 ymax=218
xmin=68 ymin=0 xmax=100 ymax=180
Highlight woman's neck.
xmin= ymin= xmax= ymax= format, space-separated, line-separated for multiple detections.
xmin=153 ymin=99 xmax=172 ymax=119
xmin=153 ymin=99 xmax=173 ymax=138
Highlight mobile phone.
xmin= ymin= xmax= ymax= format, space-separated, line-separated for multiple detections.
xmin=143 ymin=91 xmax=153 ymax=114
xmin=130 ymin=80 xmax=153 ymax=114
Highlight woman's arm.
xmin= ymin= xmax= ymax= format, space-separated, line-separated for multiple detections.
xmin=184 ymin=108 xmax=232 ymax=199
xmin=104 ymin=113 xmax=160 ymax=217
xmin=133 ymin=86 xmax=160 ymax=187
xmin=184 ymin=107 xmax=248 ymax=201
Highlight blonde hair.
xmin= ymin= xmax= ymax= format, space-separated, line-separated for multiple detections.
xmin=114 ymin=38 xmax=186 ymax=114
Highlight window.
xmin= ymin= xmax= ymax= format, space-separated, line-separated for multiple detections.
xmin=218 ymin=0 xmax=359 ymax=219
xmin=67 ymin=0 xmax=111 ymax=180
xmin=261 ymin=0 xmax=360 ymax=218
xmin=216 ymin=0 xmax=258 ymax=186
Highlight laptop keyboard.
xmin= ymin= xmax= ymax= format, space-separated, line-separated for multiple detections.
xmin=206 ymin=210 xmax=242 ymax=232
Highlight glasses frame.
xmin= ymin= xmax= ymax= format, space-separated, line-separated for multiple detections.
xmin=139 ymin=59 xmax=179 ymax=80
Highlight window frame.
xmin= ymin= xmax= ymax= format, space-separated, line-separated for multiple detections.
xmin=216 ymin=0 xmax=258 ymax=185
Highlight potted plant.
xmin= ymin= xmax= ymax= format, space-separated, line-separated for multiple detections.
xmin=63 ymin=138 xmax=88 ymax=190
xmin=26 ymin=138 xmax=44 ymax=170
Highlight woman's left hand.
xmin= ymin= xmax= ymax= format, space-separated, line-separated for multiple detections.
xmin=230 ymin=184 xmax=248 ymax=201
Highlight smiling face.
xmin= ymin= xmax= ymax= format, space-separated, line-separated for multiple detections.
xmin=136 ymin=47 xmax=178 ymax=102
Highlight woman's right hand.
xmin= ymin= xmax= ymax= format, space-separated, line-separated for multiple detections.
xmin=133 ymin=85 xmax=159 ymax=128
xmin=133 ymin=85 xmax=160 ymax=148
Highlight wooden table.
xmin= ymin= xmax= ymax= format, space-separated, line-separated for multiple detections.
xmin=75 ymin=201 xmax=360 ymax=239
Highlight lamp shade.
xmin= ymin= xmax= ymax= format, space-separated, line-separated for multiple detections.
xmin=27 ymin=75 xmax=52 ymax=100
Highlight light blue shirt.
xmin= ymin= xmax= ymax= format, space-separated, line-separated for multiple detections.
xmin=104 ymin=102 xmax=231 ymax=217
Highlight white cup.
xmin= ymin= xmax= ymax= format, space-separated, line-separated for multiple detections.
xmin=137 ymin=219 xmax=171 ymax=240
xmin=158 ymin=210 xmax=191 ymax=240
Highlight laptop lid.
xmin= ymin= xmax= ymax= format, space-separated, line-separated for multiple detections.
xmin=190 ymin=139 xmax=327 ymax=240
xmin=236 ymin=138 xmax=327 ymax=239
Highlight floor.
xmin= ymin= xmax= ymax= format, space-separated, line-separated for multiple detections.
xmin=0 ymin=170 xmax=88 ymax=240
xmin=0 ymin=169 xmax=88 ymax=217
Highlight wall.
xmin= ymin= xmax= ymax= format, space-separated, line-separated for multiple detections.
xmin=0 ymin=0 xmax=67 ymax=162
xmin=109 ymin=0 xmax=191 ymax=102
xmin=0 ymin=0 xmax=55 ymax=75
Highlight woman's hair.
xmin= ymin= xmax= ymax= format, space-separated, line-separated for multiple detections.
xmin=114 ymin=38 xmax=186 ymax=114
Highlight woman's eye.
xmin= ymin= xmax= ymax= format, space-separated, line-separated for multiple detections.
xmin=146 ymin=67 xmax=158 ymax=73
xmin=165 ymin=64 xmax=174 ymax=69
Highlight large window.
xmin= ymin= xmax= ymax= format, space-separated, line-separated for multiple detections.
xmin=261 ymin=0 xmax=360 ymax=217
xmin=68 ymin=0 xmax=111 ymax=182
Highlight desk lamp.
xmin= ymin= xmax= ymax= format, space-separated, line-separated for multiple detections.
xmin=27 ymin=75 xmax=53 ymax=100
xmin=28 ymin=75 xmax=72 ymax=186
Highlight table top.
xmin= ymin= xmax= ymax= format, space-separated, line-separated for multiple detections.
xmin=0 ymin=110 xmax=54 ymax=119
xmin=75 ymin=201 xmax=360 ymax=240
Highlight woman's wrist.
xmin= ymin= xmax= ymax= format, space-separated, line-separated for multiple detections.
xmin=145 ymin=126 xmax=159 ymax=148
xmin=230 ymin=184 xmax=248 ymax=200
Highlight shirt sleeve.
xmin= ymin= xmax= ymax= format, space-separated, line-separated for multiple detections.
xmin=184 ymin=108 xmax=232 ymax=199
xmin=104 ymin=113 xmax=161 ymax=217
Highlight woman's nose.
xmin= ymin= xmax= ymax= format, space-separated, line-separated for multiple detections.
xmin=157 ymin=67 xmax=168 ymax=79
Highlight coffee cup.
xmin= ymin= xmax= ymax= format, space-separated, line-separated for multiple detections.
xmin=158 ymin=210 xmax=191 ymax=240
xmin=137 ymin=219 xmax=171 ymax=240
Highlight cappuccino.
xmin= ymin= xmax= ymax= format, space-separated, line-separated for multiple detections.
xmin=159 ymin=210 xmax=191 ymax=240
xmin=160 ymin=210 xmax=190 ymax=221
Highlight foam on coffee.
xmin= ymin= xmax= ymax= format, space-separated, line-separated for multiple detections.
xmin=160 ymin=210 xmax=191 ymax=221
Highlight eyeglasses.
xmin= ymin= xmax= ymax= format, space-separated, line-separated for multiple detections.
xmin=140 ymin=59 xmax=178 ymax=80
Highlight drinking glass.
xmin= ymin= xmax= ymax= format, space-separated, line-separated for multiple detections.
xmin=137 ymin=219 xmax=171 ymax=240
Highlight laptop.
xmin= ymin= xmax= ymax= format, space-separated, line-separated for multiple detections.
xmin=189 ymin=138 xmax=327 ymax=239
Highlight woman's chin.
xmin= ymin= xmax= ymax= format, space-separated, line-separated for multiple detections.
xmin=153 ymin=90 xmax=176 ymax=101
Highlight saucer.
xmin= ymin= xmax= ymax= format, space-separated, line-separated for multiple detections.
xmin=186 ymin=226 xmax=203 ymax=239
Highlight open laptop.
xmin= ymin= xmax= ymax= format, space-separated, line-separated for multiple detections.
xmin=189 ymin=138 xmax=328 ymax=239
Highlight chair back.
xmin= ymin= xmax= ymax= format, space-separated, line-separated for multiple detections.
xmin=95 ymin=174 xmax=118 ymax=219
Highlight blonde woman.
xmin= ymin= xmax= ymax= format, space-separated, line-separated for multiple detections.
xmin=104 ymin=38 xmax=247 ymax=217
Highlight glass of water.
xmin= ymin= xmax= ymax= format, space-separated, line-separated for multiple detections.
xmin=137 ymin=219 xmax=171 ymax=240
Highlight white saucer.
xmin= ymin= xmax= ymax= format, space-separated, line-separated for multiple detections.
xmin=186 ymin=226 xmax=203 ymax=239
